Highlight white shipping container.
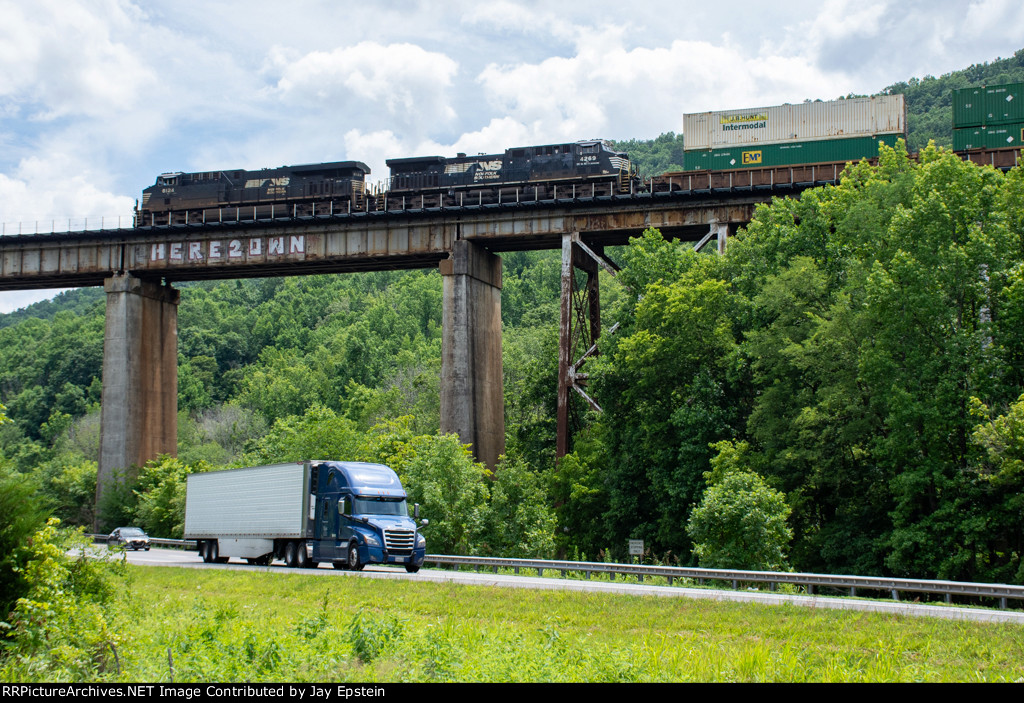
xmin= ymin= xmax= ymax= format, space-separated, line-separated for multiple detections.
xmin=184 ymin=462 xmax=311 ymax=538
xmin=684 ymin=95 xmax=906 ymax=150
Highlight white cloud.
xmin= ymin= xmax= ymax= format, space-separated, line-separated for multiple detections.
xmin=0 ymin=153 xmax=135 ymax=232
xmin=475 ymin=34 xmax=844 ymax=143
xmin=458 ymin=1 xmax=578 ymax=43
xmin=0 ymin=0 xmax=153 ymax=120
xmin=271 ymin=42 xmax=459 ymax=136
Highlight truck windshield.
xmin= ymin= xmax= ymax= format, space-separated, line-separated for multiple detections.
xmin=353 ymin=497 xmax=408 ymax=516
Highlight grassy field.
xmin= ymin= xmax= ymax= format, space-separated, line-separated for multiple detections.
xmin=84 ymin=565 xmax=1024 ymax=682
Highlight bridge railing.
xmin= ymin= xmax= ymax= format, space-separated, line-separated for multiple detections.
xmin=1 ymin=215 xmax=133 ymax=237
xmin=86 ymin=535 xmax=1024 ymax=610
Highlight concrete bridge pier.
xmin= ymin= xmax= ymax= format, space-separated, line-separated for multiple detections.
xmin=95 ymin=273 xmax=179 ymax=521
xmin=439 ymin=240 xmax=505 ymax=470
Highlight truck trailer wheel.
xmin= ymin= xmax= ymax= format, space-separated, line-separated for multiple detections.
xmin=209 ymin=540 xmax=228 ymax=564
xmin=347 ymin=542 xmax=364 ymax=571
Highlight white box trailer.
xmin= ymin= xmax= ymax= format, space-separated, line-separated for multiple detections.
xmin=683 ymin=95 xmax=906 ymax=150
xmin=184 ymin=462 xmax=311 ymax=561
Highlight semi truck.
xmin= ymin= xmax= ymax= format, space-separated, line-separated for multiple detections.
xmin=183 ymin=460 xmax=427 ymax=572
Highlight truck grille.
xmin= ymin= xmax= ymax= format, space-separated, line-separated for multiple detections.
xmin=384 ymin=529 xmax=415 ymax=554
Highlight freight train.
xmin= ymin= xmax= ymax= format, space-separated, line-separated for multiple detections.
xmin=135 ymin=87 xmax=1023 ymax=227
xmin=136 ymin=140 xmax=633 ymax=226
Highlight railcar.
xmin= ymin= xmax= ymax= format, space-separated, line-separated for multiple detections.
xmin=136 ymin=160 xmax=370 ymax=226
xmin=378 ymin=140 xmax=634 ymax=209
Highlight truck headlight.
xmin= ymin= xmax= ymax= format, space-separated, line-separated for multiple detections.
xmin=416 ymin=533 xmax=426 ymax=548
xmin=363 ymin=534 xmax=380 ymax=547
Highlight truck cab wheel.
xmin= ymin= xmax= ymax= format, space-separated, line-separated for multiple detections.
xmin=405 ymin=564 xmax=420 ymax=573
xmin=283 ymin=541 xmax=297 ymax=568
xmin=295 ymin=541 xmax=309 ymax=568
xmin=347 ymin=542 xmax=364 ymax=571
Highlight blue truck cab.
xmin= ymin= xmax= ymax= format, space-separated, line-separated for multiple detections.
xmin=311 ymin=461 xmax=427 ymax=573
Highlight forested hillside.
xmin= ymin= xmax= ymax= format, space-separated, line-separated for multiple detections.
xmin=2 ymin=54 xmax=1024 ymax=586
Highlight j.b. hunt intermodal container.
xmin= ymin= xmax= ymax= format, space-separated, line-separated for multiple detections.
xmin=953 ymin=82 xmax=1024 ymax=128
xmin=953 ymin=122 xmax=1024 ymax=151
xmin=682 ymin=95 xmax=906 ymax=172
xmin=683 ymin=134 xmax=903 ymax=172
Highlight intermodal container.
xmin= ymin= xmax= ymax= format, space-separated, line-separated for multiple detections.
xmin=953 ymin=123 xmax=1024 ymax=151
xmin=682 ymin=134 xmax=903 ymax=172
xmin=953 ymin=82 xmax=1024 ymax=127
xmin=953 ymin=87 xmax=987 ymax=128
xmin=683 ymin=95 xmax=905 ymax=152
xmin=984 ymin=83 xmax=1024 ymax=124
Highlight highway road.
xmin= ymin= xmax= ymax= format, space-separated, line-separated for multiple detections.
xmin=115 ymin=547 xmax=1024 ymax=625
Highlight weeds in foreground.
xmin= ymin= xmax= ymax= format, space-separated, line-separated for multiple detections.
xmin=6 ymin=565 xmax=1020 ymax=683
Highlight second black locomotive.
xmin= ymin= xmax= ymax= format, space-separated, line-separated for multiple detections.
xmin=385 ymin=140 xmax=632 ymax=194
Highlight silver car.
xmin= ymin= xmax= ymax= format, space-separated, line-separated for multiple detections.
xmin=107 ymin=527 xmax=151 ymax=551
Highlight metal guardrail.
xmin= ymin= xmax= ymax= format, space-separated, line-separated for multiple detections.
xmin=423 ymin=555 xmax=1024 ymax=610
xmin=88 ymin=535 xmax=1024 ymax=609
xmin=88 ymin=534 xmax=196 ymax=550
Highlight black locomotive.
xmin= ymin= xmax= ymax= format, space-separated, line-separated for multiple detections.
xmin=137 ymin=160 xmax=370 ymax=226
xmin=386 ymin=140 xmax=632 ymax=194
xmin=136 ymin=140 xmax=634 ymax=225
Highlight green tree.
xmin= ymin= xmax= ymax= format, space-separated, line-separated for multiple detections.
xmin=0 ymin=465 xmax=48 ymax=617
xmin=133 ymin=456 xmax=209 ymax=539
xmin=475 ymin=454 xmax=556 ymax=559
xmin=969 ymin=394 xmax=1024 ymax=583
xmin=686 ymin=441 xmax=793 ymax=571
xmin=589 ymin=231 xmax=741 ymax=559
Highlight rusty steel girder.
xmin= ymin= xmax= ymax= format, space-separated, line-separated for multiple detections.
xmin=556 ymin=232 xmax=621 ymax=457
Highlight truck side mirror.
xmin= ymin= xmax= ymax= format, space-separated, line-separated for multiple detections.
xmin=413 ymin=503 xmax=420 ymax=519
xmin=337 ymin=497 xmax=349 ymax=516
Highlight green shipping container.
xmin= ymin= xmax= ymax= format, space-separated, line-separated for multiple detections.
xmin=682 ymin=134 xmax=902 ymax=172
xmin=953 ymin=123 xmax=1024 ymax=151
xmin=985 ymin=83 xmax=1024 ymax=124
xmin=953 ymin=82 xmax=1024 ymax=127
xmin=953 ymin=87 xmax=987 ymax=128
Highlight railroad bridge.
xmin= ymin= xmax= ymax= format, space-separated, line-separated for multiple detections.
xmin=0 ymin=166 xmax=849 ymax=509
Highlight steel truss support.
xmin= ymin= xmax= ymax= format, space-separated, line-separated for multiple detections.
xmin=556 ymin=233 xmax=619 ymax=457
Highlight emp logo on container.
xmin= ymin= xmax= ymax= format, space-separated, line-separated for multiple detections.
xmin=742 ymin=151 xmax=763 ymax=165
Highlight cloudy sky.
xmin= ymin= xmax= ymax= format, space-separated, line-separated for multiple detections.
xmin=1 ymin=0 xmax=1022 ymax=311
